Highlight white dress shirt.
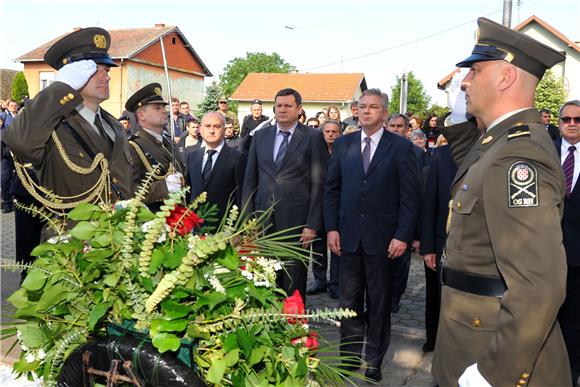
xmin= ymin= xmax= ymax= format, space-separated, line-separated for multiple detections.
xmin=77 ymin=105 xmax=115 ymax=141
xmin=273 ymin=123 xmax=297 ymax=161
xmin=360 ymin=128 xmax=384 ymax=162
xmin=201 ymin=141 xmax=225 ymax=173
xmin=561 ymin=137 xmax=580 ymax=191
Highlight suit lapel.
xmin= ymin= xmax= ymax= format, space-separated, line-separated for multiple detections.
xmin=204 ymin=145 xmax=228 ymax=187
xmin=69 ymin=113 xmax=112 ymax=157
xmin=264 ymin=126 xmax=277 ymax=169
xmin=102 ymin=112 xmax=124 ymax=161
xmin=189 ymin=148 xmax=204 ymax=192
xmin=365 ymin=130 xmax=392 ymax=177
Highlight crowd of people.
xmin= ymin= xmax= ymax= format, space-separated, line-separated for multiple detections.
xmin=1 ymin=17 xmax=580 ymax=387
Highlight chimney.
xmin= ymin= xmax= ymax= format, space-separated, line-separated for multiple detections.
xmin=154 ymin=23 xmax=165 ymax=29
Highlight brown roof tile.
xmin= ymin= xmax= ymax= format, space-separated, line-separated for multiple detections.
xmin=230 ymin=73 xmax=366 ymax=102
xmin=514 ymin=15 xmax=580 ymax=53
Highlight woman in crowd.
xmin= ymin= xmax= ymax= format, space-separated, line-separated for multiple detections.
xmin=315 ymin=111 xmax=327 ymax=126
xmin=326 ymin=105 xmax=346 ymax=131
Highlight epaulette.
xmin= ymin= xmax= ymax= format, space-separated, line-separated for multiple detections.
xmin=507 ymin=125 xmax=530 ymax=141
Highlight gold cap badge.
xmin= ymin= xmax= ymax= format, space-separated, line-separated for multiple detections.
xmin=93 ymin=34 xmax=107 ymax=49
xmin=154 ymin=87 xmax=162 ymax=96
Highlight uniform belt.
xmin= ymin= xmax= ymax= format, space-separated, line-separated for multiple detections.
xmin=441 ymin=266 xmax=507 ymax=297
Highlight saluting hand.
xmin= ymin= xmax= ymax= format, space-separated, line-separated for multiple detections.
xmin=388 ymin=238 xmax=407 ymax=259
xmin=55 ymin=60 xmax=97 ymax=90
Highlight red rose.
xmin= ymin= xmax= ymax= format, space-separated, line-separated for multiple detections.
xmin=283 ymin=290 xmax=306 ymax=324
xmin=166 ymin=205 xmax=204 ymax=236
xmin=305 ymin=331 xmax=319 ymax=351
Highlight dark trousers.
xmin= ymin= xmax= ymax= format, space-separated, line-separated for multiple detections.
xmin=424 ymin=258 xmax=442 ymax=347
xmin=559 ymin=266 xmax=580 ymax=384
xmin=328 ymin=252 xmax=339 ymax=293
xmin=311 ymin=233 xmax=328 ymax=287
xmin=1 ymin=155 xmax=14 ymax=203
xmin=14 ymin=195 xmax=45 ymax=283
xmin=339 ymin=245 xmax=393 ymax=368
xmin=391 ymin=247 xmax=412 ymax=305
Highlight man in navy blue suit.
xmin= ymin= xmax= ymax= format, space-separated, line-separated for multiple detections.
xmin=556 ymin=100 xmax=580 ymax=386
xmin=324 ymin=88 xmax=419 ymax=381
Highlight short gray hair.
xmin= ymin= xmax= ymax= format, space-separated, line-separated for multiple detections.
xmin=202 ymin=111 xmax=226 ymax=126
xmin=559 ymin=100 xmax=580 ymax=119
xmin=388 ymin=113 xmax=409 ymax=128
xmin=361 ymin=88 xmax=389 ymax=110
xmin=321 ymin=119 xmax=342 ymax=131
xmin=410 ymin=129 xmax=426 ymax=141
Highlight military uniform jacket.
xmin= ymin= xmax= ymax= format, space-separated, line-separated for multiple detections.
xmin=433 ymin=109 xmax=570 ymax=387
xmin=128 ymin=128 xmax=184 ymax=205
xmin=2 ymin=82 xmax=133 ymax=204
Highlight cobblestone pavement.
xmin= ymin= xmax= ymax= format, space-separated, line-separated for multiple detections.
xmin=1 ymin=211 xmax=434 ymax=385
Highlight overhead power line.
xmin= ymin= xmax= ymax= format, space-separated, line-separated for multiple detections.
xmin=302 ymin=9 xmax=502 ymax=72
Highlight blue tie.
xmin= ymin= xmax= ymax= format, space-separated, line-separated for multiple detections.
xmin=275 ymin=131 xmax=290 ymax=169
xmin=362 ymin=137 xmax=371 ymax=174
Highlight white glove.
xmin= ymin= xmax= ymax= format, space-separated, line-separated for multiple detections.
xmin=55 ymin=60 xmax=97 ymax=90
xmin=447 ymin=68 xmax=470 ymax=125
xmin=165 ymin=172 xmax=183 ymax=193
xmin=458 ymin=363 xmax=492 ymax=387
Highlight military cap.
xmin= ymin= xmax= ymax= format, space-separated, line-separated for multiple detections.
xmin=125 ymin=83 xmax=168 ymax=113
xmin=44 ymin=27 xmax=117 ymax=70
xmin=218 ymin=96 xmax=229 ymax=103
xmin=456 ymin=17 xmax=566 ymax=78
xmin=251 ymin=99 xmax=263 ymax=105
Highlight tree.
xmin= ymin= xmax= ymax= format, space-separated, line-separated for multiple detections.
xmin=426 ymin=104 xmax=450 ymax=121
xmin=219 ymin=52 xmax=295 ymax=98
xmin=388 ymin=71 xmax=431 ymax=115
xmin=535 ymin=69 xmax=567 ymax=124
xmin=11 ymin=71 xmax=29 ymax=103
xmin=195 ymin=82 xmax=222 ymax=118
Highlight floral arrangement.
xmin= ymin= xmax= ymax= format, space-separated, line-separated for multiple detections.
xmin=1 ymin=176 xmax=357 ymax=386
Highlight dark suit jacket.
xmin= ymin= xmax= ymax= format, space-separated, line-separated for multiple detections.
xmin=419 ymin=145 xmax=457 ymax=256
xmin=324 ymin=130 xmax=419 ymax=255
xmin=187 ymin=143 xmax=245 ymax=221
xmin=242 ymin=122 xmax=328 ymax=233
xmin=555 ymin=138 xmax=580 ymax=266
xmin=547 ymin=124 xmax=560 ymax=141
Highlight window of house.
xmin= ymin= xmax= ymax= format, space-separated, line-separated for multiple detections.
xmin=40 ymin=71 xmax=54 ymax=90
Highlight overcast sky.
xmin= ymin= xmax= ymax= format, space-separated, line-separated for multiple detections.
xmin=1 ymin=0 xmax=578 ymax=106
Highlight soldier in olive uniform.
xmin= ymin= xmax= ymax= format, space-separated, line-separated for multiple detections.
xmin=217 ymin=96 xmax=240 ymax=133
xmin=432 ymin=18 xmax=571 ymax=387
xmin=125 ymin=83 xmax=184 ymax=211
xmin=3 ymin=27 xmax=133 ymax=208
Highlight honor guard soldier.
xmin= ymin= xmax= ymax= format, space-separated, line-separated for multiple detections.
xmin=125 ymin=83 xmax=184 ymax=212
xmin=3 ymin=27 xmax=133 ymax=214
xmin=432 ymin=18 xmax=571 ymax=387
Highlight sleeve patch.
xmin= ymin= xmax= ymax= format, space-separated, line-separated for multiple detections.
xmin=508 ymin=161 xmax=538 ymax=207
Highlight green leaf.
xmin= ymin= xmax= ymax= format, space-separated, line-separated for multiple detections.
xmin=150 ymin=319 xmax=187 ymax=336
xmin=152 ymin=332 xmax=181 ymax=353
xmin=30 ymin=243 xmax=56 ymax=257
xmin=281 ymin=346 xmax=295 ymax=362
xmin=138 ymin=206 xmax=156 ymax=221
xmin=224 ymin=348 xmax=240 ymax=367
xmin=237 ymin=329 xmax=254 ymax=358
xmin=13 ymin=359 xmax=40 ymax=372
xmin=82 ymin=248 xmax=113 ymax=262
xmin=18 ymin=322 xmax=46 ymax=348
xmin=161 ymin=300 xmax=190 ymax=320
xmin=21 ymin=269 xmax=48 ymax=291
xmin=69 ymin=221 xmax=97 ymax=240
xmin=7 ymin=288 xmax=29 ymax=308
xmin=248 ymin=345 xmax=266 ymax=367
xmin=196 ymin=292 xmax=227 ymax=310
xmin=162 ymin=250 xmax=182 ymax=270
xmin=149 ymin=249 xmax=165 ymax=274
xmin=36 ymin=283 xmax=69 ymax=311
xmin=206 ymin=358 xmax=226 ymax=384
xmin=67 ymin=203 xmax=100 ymax=220
xmin=102 ymin=272 xmax=120 ymax=287
xmin=223 ymin=333 xmax=238 ymax=352
xmin=88 ymin=302 xmax=111 ymax=330
xmin=216 ymin=246 xmax=239 ymax=270
xmin=92 ymin=232 xmax=112 ymax=247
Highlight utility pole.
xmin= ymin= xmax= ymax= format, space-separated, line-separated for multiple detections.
xmin=399 ymin=72 xmax=408 ymax=114
xmin=503 ymin=0 xmax=513 ymax=28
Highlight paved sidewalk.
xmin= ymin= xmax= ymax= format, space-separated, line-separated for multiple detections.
xmin=1 ymin=211 xmax=435 ymax=385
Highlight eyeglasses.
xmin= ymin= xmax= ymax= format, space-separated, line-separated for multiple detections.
xmin=218 ymin=101 xmax=227 ymax=104
xmin=560 ymin=116 xmax=580 ymax=124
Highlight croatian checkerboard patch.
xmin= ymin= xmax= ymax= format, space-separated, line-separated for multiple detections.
xmin=508 ymin=161 xmax=538 ymax=207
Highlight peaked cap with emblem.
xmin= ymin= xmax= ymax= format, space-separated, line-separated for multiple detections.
xmin=125 ymin=83 xmax=168 ymax=113
xmin=44 ymin=27 xmax=117 ymax=70
xmin=456 ymin=17 xmax=566 ymax=78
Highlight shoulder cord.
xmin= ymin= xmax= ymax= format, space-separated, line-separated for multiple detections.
xmin=11 ymin=131 xmax=110 ymax=212
xmin=128 ymin=140 xmax=171 ymax=180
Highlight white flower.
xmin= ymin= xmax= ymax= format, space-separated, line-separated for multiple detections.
xmin=141 ymin=221 xmax=154 ymax=233
xmin=25 ymin=352 xmax=35 ymax=363
xmin=37 ymin=349 xmax=46 ymax=360
xmin=241 ymin=271 xmax=254 ymax=280
xmin=47 ymin=234 xmax=71 ymax=244
xmin=114 ymin=199 xmax=133 ymax=210
xmin=208 ymin=275 xmax=226 ymax=294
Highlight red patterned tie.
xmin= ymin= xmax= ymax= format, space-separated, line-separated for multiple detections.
xmin=563 ymin=145 xmax=576 ymax=197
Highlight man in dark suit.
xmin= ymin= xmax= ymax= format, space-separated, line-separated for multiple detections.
xmin=540 ymin=108 xmax=560 ymax=140
xmin=186 ymin=112 xmax=245 ymax=222
xmin=419 ymin=145 xmax=457 ymax=353
xmin=324 ymin=89 xmax=419 ymax=382
xmin=556 ymin=100 xmax=580 ymax=386
xmin=242 ymin=88 xmax=328 ymax=298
